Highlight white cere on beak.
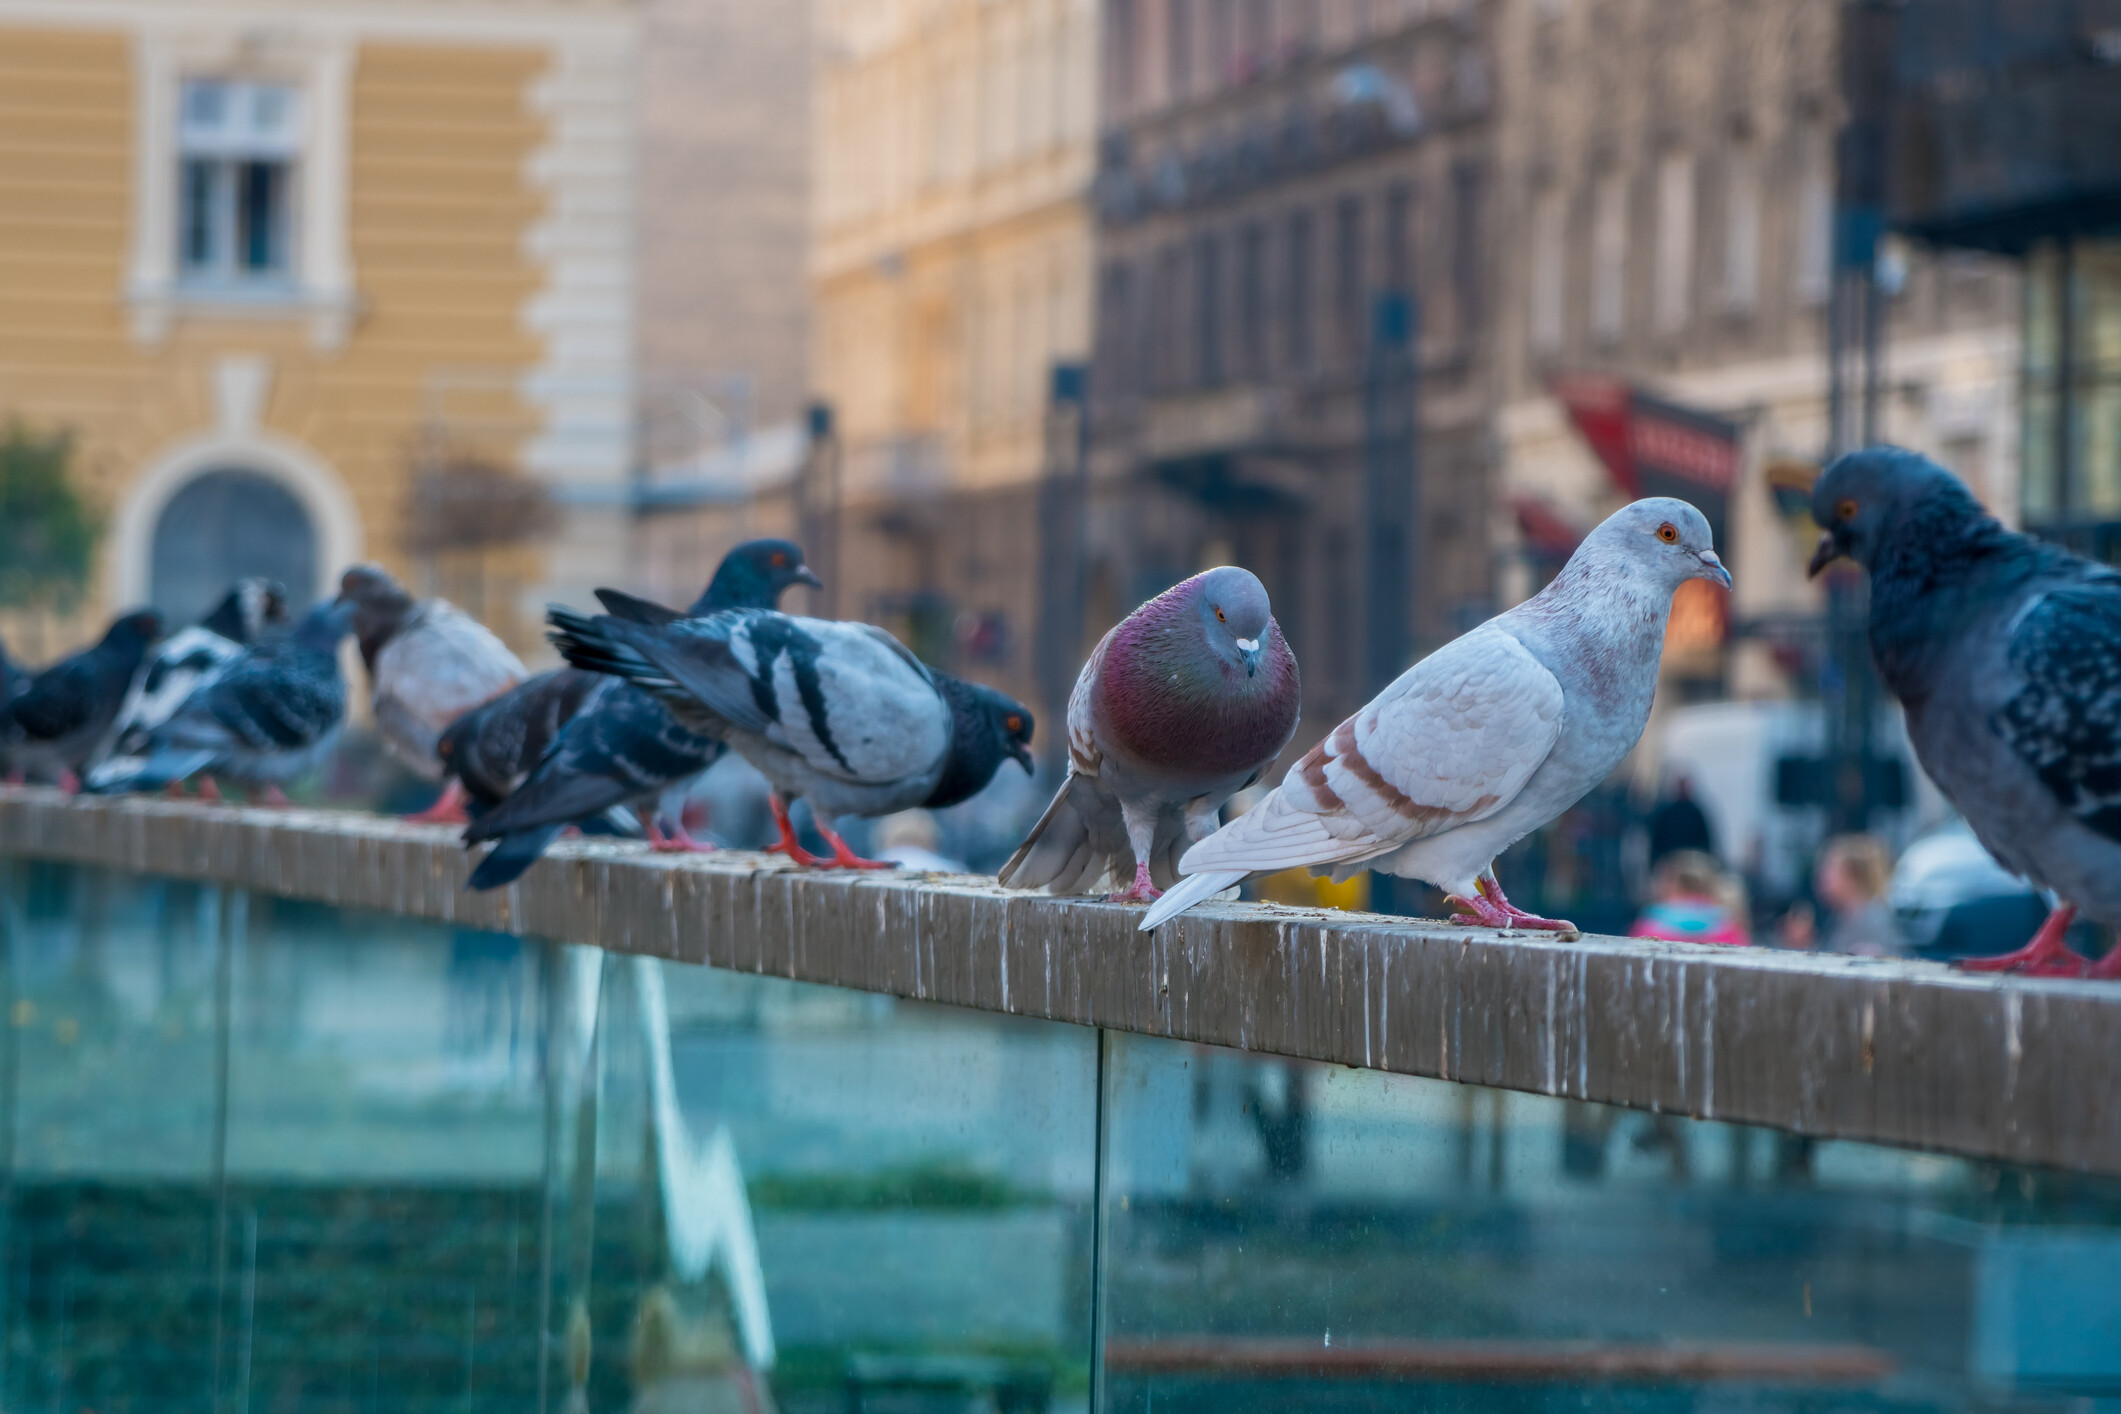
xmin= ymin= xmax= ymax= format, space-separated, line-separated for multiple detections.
xmin=1235 ymin=637 xmax=1259 ymax=652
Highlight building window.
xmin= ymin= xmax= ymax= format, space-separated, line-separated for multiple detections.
xmin=177 ymin=79 xmax=300 ymax=286
xmin=1590 ymin=172 xmax=1627 ymax=344
xmin=1529 ymin=187 xmax=1566 ymax=356
xmin=1101 ymin=260 xmax=1137 ymax=391
xmin=1383 ymin=183 xmax=1413 ymax=293
xmin=1155 ymin=243 xmax=1187 ymax=390
xmin=1334 ymin=195 xmax=1366 ymax=361
xmin=1239 ymin=222 xmax=1269 ymax=376
xmin=1654 ymin=151 xmax=1694 ymax=333
xmin=1167 ymin=0 xmax=1192 ymax=102
xmin=1196 ymin=233 xmax=1225 ymax=387
xmin=1452 ymin=163 xmax=1484 ymax=346
xmin=1720 ymin=143 xmax=1762 ymax=313
xmin=1286 ymin=207 xmax=1314 ymax=372
xmin=1795 ymin=128 xmax=1832 ymax=304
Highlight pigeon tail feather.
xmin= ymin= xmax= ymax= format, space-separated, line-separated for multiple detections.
xmin=85 ymin=748 xmax=215 ymax=795
xmin=1139 ymin=870 xmax=1247 ymax=930
xmin=468 ymin=825 xmax=565 ymax=890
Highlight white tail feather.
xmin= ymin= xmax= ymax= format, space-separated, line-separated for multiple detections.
xmin=1138 ymin=870 xmax=1247 ymax=931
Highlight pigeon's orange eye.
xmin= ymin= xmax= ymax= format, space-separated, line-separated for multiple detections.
xmin=1005 ymin=715 xmax=1022 ymax=732
xmin=1215 ymin=606 xmax=1226 ymax=622
xmin=1836 ymin=499 xmax=1858 ymax=521
xmin=771 ymin=552 xmax=787 ymax=567
xmin=1656 ymin=523 xmax=1679 ymax=544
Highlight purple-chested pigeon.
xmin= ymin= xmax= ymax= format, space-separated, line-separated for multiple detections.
xmin=1000 ymin=566 xmax=1301 ymax=904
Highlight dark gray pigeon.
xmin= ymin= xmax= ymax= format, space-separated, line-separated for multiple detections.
xmin=1000 ymin=566 xmax=1301 ymax=903
xmin=460 ymin=539 xmax=821 ymax=889
xmin=110 ymin=577 xmax=289 ymax=757
xmin=0 ymin=635 xmax=25 ymax=709
xmin=0 ymin=609 xmax=162 ymax=788
xmin=438 ymin=668 xmax=616 ymax=811
xmin=549 ymin=602 xmax=1035 ymax=868
xmin=1810 ymin=446 xmax=2121 ymax=978
xmin=85 ymin=600 xmax=354 ymax=803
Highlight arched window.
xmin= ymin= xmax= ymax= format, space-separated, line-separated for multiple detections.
xmin=149 ymin=468 xmax=318 ymax=625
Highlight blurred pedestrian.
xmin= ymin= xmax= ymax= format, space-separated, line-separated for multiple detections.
xmin=1629 ymin=850 xmax=1750 ymax=947
xmin=1647 ymin=775 xmax=1717 ymax=866
xmin=1800 ymin=834 xmax=1904 ymax=956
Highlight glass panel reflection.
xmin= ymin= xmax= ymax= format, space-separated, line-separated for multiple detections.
xmin=1098 ymin=1031 xmax=2121 ymax=1414
xmin=566 ymin=954 xmax=1098 ymax=1413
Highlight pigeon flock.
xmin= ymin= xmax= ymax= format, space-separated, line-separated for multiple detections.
xmin=5 ymin=458 xmax=2118 ymax=980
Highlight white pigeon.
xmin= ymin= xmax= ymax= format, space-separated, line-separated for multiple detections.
xmin=1140 ymin=498 xmax=1732 ymax=932
xmin=338 ymin=564 xmax=526 ymax=820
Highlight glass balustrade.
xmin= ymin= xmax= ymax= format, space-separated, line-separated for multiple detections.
xmin=1 ymin=858 xmax=2116 ymax=1414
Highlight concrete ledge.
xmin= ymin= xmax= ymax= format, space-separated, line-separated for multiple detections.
xmin=1 ymin=787 xmax=2115 ymax=1175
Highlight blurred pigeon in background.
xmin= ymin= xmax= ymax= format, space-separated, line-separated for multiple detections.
xmin=0 ymin=635 xmax=25 ymax=709
xmin=86 ymin=600 xmax=354 ymax=803
xmin=437 ymin=667 xmax=615 ymax=813
xmin=1000 ymin=566 xmax=1300 ymax=903
xmin=338 ymin=564 xmax=526 ymax=823
xmin=1141 ymin=499 xmax=1731 ymax=932
xmin=550 ymin=600 xmax=1034 ymax=868
xmin=459 ymin=539 xmax=819 ymax=889
xmin=0 ymin=609 xmax=161 ymax=790
xmin=110 ymin=577 xmax=288 ymax=759
xmin=1809 ymin=446 xmax=2121 ymax=978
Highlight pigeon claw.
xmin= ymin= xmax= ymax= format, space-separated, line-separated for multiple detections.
xmin=1107 ymin=863 xmax=1164 ymax=904
xmin=645 ymin=817 xmax=717 ymax=854
xmin=1955 ymin=903 xmax=2093 ymax=977
xmin=405 ymin=780 xmax=470 ymax=825
xmin=814 ymin=820 xmax=896 ymax=870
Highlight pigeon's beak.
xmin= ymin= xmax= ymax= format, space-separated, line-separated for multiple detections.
xmin=794 ymin=565 xmax=823 ymax=589
xmin=1806 ymin=533 xmax=1842 ymax=580
xmin=1010 ymin=743 xmax=1034 ymax=774
xmin=1236 ymin=637 xmax=1261 ymax=677
xmin=1695 ymin=552 xmax=1732 ymax=591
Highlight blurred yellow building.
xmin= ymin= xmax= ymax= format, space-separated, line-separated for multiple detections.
xmin=0 ymin=0 xmax=639 ymax=658
xmin=810 ymin=0 xmax=1097 ymax=705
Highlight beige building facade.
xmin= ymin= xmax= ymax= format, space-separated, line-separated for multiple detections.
xmin=0 ymin=0 xmax=638 ymax=659
xmin=1486 ymin=0 xmax=2021 ymax=696
xmin=809 ymin=0 xmax=1098 ymax=705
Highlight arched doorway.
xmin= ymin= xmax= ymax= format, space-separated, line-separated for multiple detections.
xmin=149 ymin=468 xmax=319 ymax=626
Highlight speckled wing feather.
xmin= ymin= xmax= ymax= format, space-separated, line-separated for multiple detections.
xmin=1993 ymin=583 xmax=2121 ymax=844
xmin=373 ymin=601 xmax=526 ymax=774
xmin=1178 ymin=625 xmax=1565 ymax=874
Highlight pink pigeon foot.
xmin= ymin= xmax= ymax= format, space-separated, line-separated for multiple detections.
xmin=57 ymin=769 xmax=80 ymax=796
xmin=404 ymin=779 xmax=469 ymax=825
xmin=763 ymin=795 xmax=829 ymax=868
xmin=1447 ymin=874 xmax=1578 ymax=933
xmin=1956 ymin=903 xmax=2090 ymax=977
xmin=256 ymin=784 xmax=291 ymax=809
xmin=1107 ymin=862 xmax=1164 ymax=904
xmin=647 ymin=818 xmax=716 ymax=854
xmin=813 ymin=820 xmax=896 ymax=870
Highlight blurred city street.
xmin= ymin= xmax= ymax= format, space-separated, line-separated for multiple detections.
xmin=0 ymin=0 xmax=2118 ymax=1408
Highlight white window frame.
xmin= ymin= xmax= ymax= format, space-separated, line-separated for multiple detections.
xmin=1590 ymin=172 xmax=1627 ymax=345
xmin=128 ymin=32 xmax=355 ymax=349
xmin=1529 ymin=186 xmax=1566 ymax=356
xmin=1654 ymin=150 xmax=1694 ymax=334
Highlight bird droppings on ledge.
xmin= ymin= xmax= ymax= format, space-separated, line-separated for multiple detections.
xmin=1 ymin=786 xmax=2118 ymax=1176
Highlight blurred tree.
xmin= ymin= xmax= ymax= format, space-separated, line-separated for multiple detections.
xmin=0 ymin=419 xmax=99 ymax=609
